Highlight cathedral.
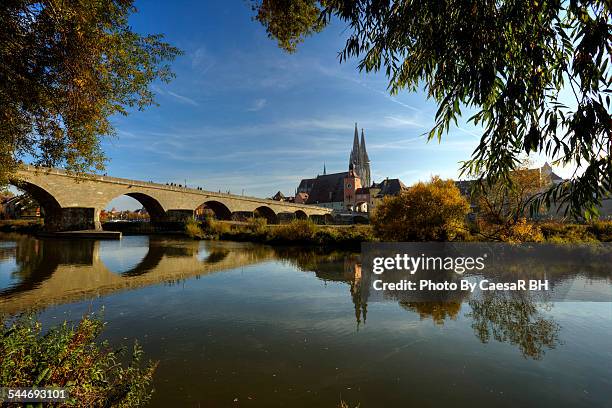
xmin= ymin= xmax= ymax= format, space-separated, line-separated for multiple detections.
xmin=349 ymin=123 xmax=371 ymax=188
xmin=295 ymin=123 xmax=406 ymax=212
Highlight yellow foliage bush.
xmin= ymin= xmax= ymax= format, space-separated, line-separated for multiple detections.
xmin=371 ymin=176 xmax=470 ymax=241
xmin=498 ymin=218 xmax=544 ymax=243
xmin=184 ymin=219 xmax=205 ymax=239
xmin=247 ymin=216 xmax=268 ymax=235
xmin=270 ymin=219 xmax=317 ymax=242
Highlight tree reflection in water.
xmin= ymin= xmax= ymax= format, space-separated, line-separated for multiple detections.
xmin=400 ymin=302 xmax=462 ymax=325
xmin=281 ymin=248 xmax=563 ymax=360
xmin=467 ymin=292 xmax=560 ymax=360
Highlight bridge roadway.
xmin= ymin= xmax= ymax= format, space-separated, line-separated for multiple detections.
xmin=12 ymin=165 xmax=332 ymax=231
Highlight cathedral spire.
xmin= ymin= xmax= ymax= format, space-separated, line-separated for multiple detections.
xmin=360 ymin=128 xmax=369 ymax=162
xmin=349 ymin=123 xmax=360 ymax=169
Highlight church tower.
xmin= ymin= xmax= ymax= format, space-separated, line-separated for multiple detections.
xmin=344 ymin=166 xmax=362 ymax=211
xmin=348 ymin=123 xmax=371 ymax=188
xmin=359 ymin=128 xmax=371 ymax=187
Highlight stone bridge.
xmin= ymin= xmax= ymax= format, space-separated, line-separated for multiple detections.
xmin=11 ymin=165 xmax=332 ymax=231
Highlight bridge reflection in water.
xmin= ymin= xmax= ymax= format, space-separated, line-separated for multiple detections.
xmin=3 ymin=235 xmax=604 ymax=361
xmin=0 ymin=235 xmax=275 ymax=314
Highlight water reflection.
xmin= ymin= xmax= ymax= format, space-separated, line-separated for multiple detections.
xmin=468 ymin=291 xmax=561 ymax=360
xmin=0 ymin=234 xmax=607 ymax=364
xmin=0 ymin=235 xmax=275 ymax=313
xmin=400 ymin=301 xmax=462 ymax=325
xmin=271 ymin=246 xmax=569 ymax=360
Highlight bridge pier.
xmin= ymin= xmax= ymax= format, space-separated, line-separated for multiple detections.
xmin=45 ymin=207 xmax=101 ymax=232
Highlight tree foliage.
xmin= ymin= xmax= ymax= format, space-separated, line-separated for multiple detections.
xmin=371 ymin=176 xmax=470 ymax=241
xmin=253 ymin=0 xmax=611 ymax=218
xmin=0 ymin=313 xmax=157 ymax=407
xmin=0 ymin=1 xmax=181 ymax=185
xmin=476 ymin=160 xmax=549 ymax=226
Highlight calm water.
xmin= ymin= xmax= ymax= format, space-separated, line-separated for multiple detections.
xmin=1 ymin=233 xmax=611 ymax=407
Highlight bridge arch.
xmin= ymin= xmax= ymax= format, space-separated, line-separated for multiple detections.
xmin=103 ymin=192 xmax=166 ymax=223
xmin=196 ymin=200 xmax=232 ymax=221
xmin=254 ymin=206 xmax=278 ymax=224
xmin=294 ymin=210 xmax=308 ymax=220
xmin=7 ymin=180 xmax=63 ymax=229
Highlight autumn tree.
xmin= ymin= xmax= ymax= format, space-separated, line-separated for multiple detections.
xmin=371 ymin=177 xmax=470 ymax=241
xmin=252 ymin=0 xmax=611 ymax=218
xmin=0 ymin=1 xmax=181 ymax=185
xmin=476 ymin=160 xmax=550 ymax=222
xmin=469 ymin=160 xmax=548 ymax=241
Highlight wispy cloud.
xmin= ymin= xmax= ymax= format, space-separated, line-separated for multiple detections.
xmin=167 ymin=91 xmax=199 ymax=106
xmin=150 ymin=85 xmax=199 ymax=107
xmin=191 ymin=46 xmax=215 ymax=74
xmin=247 ymin=98 xmax=267 ymax=111
xmin=314 ymin=62 xmax=423 ymax=112
xmin=383 ymin=115 xmax=427 ymax=129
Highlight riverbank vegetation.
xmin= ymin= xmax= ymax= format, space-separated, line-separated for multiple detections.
xmin=0 ymin=313 xmax=157 ymax=407
xmin=186 ymin=217 xmax=374 ymax=247
xmin=183 ymin=214 xmax=612 ymax=246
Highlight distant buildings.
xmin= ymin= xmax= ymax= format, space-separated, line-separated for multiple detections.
xmin=295 ymin=124 xmax=406 ymax=213
xmin=1 ymin=194 xmax=40 ymax=219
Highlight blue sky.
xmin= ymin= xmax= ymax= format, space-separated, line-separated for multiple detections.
xmin=102 ymin=1 xmax=516 ymax=209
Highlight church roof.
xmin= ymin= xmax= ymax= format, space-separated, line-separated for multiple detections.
xmin=372 ymin=178 xmax=407 ymax=196
xmin=272 ymin=191 xmax=286 ymax=201
xmin=306 ymin=171 xmax=348 ymax=204
xmin=297 ymin=178 xmax=316 ymax=192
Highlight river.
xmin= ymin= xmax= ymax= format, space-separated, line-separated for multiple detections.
xmin=0 ymin=233 xmax=611 ymax=407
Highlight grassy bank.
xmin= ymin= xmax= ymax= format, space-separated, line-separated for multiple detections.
xmin=185 ymin=217 xmax=612 ymax=245
xmin=3 ymin=217 xmax=612 ymax=245
xmin=185 ymin=218 xmax=375 ymax=247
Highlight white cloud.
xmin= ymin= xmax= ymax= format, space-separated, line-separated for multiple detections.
xmin=247 ymin=98 xmax=267 ymax=111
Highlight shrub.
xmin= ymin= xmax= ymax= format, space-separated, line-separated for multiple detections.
xmin=588 ymin=220 xmax=612 ymax=242
xmin=270 ymin=219 xmax=317 ymax=242
xmin=0 ymin=313 xmax=157 ymax=407
xmin=246 ymin=217 xmax=268 ymax=236
xmin=371 ymin=176 xmax=470 ymax=241
xmin=198 ymin=215 xmax=231 ymax=238
xmin=184 ymin=218 xmax=206 ymax=239
xmin=540 ymin=221 xmax=597 ymax=243
xmin=499 ymin=218 xmax=544 ymax=243
xmin=209 ymin=219 xmax=231 ymax=236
